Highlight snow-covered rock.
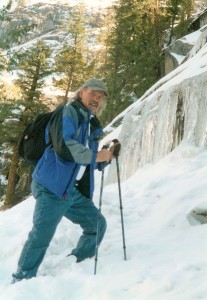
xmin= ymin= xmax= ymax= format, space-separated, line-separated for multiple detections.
xmin=104 ymin=32 xmax=207 ymax=183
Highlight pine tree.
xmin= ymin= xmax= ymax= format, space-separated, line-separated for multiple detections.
xmin=88 ymin=8 xmax=114 ymax=78
xmin=100 ymin=0 xmax=168 ymax=125
xmin=12 ymin=40 xmax=52 ymax=104
xmin=2 ymin=40 xmax=52 ymax=208
xmin=166 ymin=0 xmax=194 ymax=44
xmin=54 ymin=2 xmax=92 ymax=103
xmin=0 ymin=99 xmax=23 ymax=208
xmin=99 ymin=0 xmax=194 ymax=126
xmin=0 ymin=98 xmax=50 ymax=208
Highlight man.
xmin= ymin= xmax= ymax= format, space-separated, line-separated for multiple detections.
xmin=12 ymin=78 xmax=120 ymax=283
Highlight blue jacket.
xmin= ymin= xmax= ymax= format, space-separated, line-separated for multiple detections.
xmin=32 ymin=100 xmax=104 ymax=199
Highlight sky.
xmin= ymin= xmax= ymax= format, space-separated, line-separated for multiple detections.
xmin=0 ymin=3 xmax=207 ymax=300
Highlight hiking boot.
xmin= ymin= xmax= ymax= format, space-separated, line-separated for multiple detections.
xmin=66 ymin=254 xmax=77 ymax=263
xmin=11 ymin=270 xmax=28 ymax=284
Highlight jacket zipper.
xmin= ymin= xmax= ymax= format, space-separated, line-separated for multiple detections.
xmin=63 ymin=116 xmax=90 ymax=200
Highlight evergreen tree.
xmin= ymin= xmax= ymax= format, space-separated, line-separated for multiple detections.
xmin=88 ymin=8 xmax=114 ymax=78
xmin=0 ymin=99 xmax=23 ymax=207
xmin=2 ymin=40 xmax=52 ymax=208
xmin=12 ymin=40 xmax=52 ymax=104
xmin=54 ymin=2 xmax=92 ymax=102
xmin=0 ymin=96 xmax=49 ymax=208
xmin=99 ymin=0 xmax=194 ymax=126
xmin=166 ymin=0 xmax=194 ymax=44
xmin=100 ymin=0 xmax=168 ymax=125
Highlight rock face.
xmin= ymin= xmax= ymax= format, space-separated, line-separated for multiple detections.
xmin=0 ymin=4 xmax=71 ymax=46
xmin=118 ymin=73 xmax=207 ymax=181
xmin=105 ymin=30 xmax=207 ymax=183
xmin=164 ymin=40 xmax=194 ymax=74
xmin=0 ymin=3 xmax=104 ymax=51
xmin=164 ymin=24 xmax=207 ymax=75
xmin=163 ymin=7 xmax=207 ymax=76
xmin=0 ymin=2 xmax=105 ymax=100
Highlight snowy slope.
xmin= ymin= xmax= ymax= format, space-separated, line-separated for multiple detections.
xmin=1 ymin=41 xmax=207 ymax=295
xmin=0 ymin=2 xmax=207 ymax=299
xmin=0 ymin=142 xmax=206 ymax=299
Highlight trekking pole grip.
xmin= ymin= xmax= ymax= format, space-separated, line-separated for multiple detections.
xmin=112 ymin=139 xmax=121 ymax=158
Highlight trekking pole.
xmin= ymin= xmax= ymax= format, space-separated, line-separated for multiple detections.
xmin=94 ymin=146 xmax=107 ymax=275
xmin=112 ymin=139 xmax=127 ymax=261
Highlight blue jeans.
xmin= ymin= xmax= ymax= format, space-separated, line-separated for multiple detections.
xmin=12 ymin=180 xmax=107 ymax=280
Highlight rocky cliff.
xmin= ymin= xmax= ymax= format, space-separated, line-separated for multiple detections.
xmin=105 ymin=27 xmax=207 ymax=183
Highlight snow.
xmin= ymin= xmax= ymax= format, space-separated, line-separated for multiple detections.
xmin=169 ymin=28 xmax=203 ymax=65
xmin=180 ymin=29 xmax=202 ymax=45
xmin=0 ymin=174 xmax=7 ymax=185
xmin=0 ymin=2 xmax=207 ymax=299
xmin=102 ymin=25 xmax=207 ymax=184
xmin=0 ymin=142 xmax=207 ymax=299
xmin=170 ymin=52 xmax=185 ymax=65
xmin=104 ymin=25 xmax=207 ymax=138
xmin=0 ymin=0 xmax=116 ymax=9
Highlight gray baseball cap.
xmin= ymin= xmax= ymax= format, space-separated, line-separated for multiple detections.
xmin=81 ymin=78 xmax=108 ymax=96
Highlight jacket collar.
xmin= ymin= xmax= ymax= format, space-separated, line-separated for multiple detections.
xmin=72 ymin=99 xmax=91 ymax=121
xmin=72 ymin=100 xmax=102 ymax=131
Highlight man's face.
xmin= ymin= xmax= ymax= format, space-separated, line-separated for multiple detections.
xmin=79 ymin=87 xmax=105 ymax=113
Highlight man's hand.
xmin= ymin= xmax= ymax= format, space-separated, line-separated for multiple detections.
xmin=96 ymin=148 xmax=112 ymax=162
xmin=96 ymin=140 xmax=121 ymax=162
xmin=109 ymin=139 xmax=121 ymax=160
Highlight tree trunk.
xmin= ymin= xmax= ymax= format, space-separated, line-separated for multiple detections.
xmin=64 ymin=77 xmax=72 ymax=103
xmin=4 ymin=144 xmax=20 ymax=208
xmin=28 ymin=60 xmax=41 ymax=102
xmin=64 ymin=64 xmax=75 ymax=103
xmin=20 ymin=165 xmax=33 ymax=195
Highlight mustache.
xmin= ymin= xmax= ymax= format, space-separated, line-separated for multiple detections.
xmin=89 ymin=100 xmax=99 ymax=107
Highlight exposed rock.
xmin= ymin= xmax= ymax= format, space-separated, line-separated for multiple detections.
xmin=104 ymin=37 xmax=207 ymax=184
xmin=0 ymin=4 xmax=71 ymax=46
xmin=164 ymin=10 xmax=207 ymax=75
xmin=187 ymin=208 xmax=207 ymax=225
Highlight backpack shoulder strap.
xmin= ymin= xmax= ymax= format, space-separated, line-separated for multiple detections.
xmin=69 ymin=101 xmax=84 ymax=123
xmin=48 ymin=102 xmax=83 ymax=146
xmin=70 ymin=102 xmax=84 ymax=139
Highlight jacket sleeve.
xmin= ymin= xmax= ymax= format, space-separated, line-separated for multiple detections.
xmin=50 ymin=104 xmax=97 ymax=164
xmin=97 ymin=161 xmax=111 ymax=171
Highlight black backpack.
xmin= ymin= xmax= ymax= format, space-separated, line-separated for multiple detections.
xmin=18 ymin=105 xmax=64 ymax=165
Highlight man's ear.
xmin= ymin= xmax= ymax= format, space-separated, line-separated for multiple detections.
xmin=79 ymin=88 xmax=83 ymax=98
